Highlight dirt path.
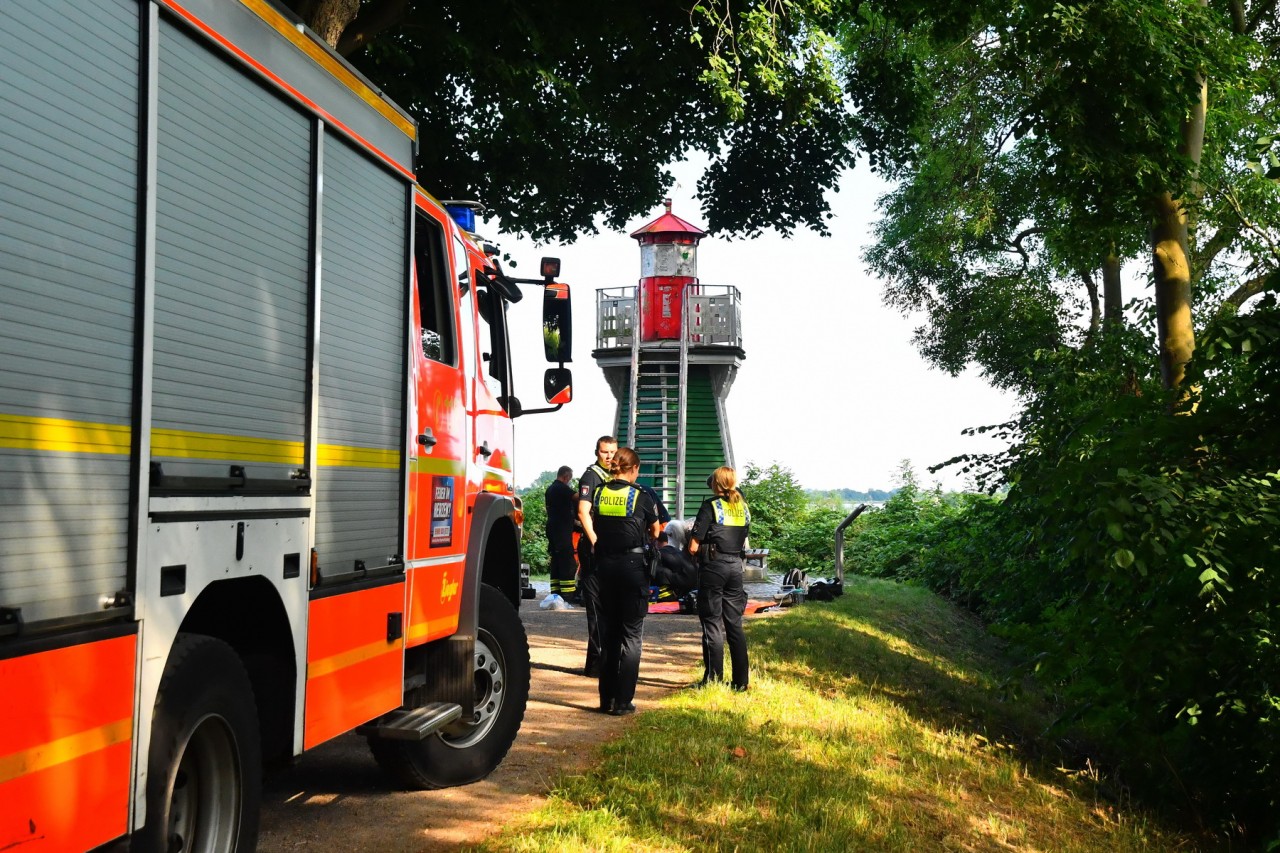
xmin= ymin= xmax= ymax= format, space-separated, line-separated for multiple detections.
xmin=256 ymin=595 xmax=707 ymax=852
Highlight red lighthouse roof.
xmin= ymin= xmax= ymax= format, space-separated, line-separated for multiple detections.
xmin=630 ymin=199 xmax=706 ymax=243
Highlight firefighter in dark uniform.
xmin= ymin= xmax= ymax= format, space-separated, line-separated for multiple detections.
xmin=544 ymin=466 xmax=578 ymax=602
xmin=576 ymin=435 xmax=616 ymax=677
xmin=688 ymin=466 xmax=751 ymax=691
xmin=580 ymin=447 xmax=660 ymax=715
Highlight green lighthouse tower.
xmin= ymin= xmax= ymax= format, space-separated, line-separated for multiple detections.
xmin=592 ymin=200 xmax=744 ymax=518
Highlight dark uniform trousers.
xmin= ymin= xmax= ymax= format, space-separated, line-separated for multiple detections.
xmin=578 ymin=535 xmax=603 ymax=676
xmin=548 ymin=532 xmax=577 ymax=596
xmin=698 ymin=556 xmax=749 ymax=688
xmin=577 ymin=463 xmax=610 ymax=676
xmin=595 ymin=552 xmax=649 ymax=710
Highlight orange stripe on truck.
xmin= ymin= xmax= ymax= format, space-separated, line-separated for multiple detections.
xmin=0 ymin=634 xmax=136 ymax=852
xmin=304 ymin=583 xmax=405 ymax=749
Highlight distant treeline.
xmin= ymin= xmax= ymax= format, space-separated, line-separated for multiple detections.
xmin=805 ymin=488 xmax=897 ymax=502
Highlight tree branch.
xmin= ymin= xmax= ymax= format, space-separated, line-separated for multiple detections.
xmin=1195 ymin=221 xmax=1241 ymax=279
xmin=1224 ymin=269 xmax=1280 ymax=309
xmin=1229 ymin=0 xmax=1247 ymax=33
xmin=1247 ymin=0 xmax=1279 ymax=33
xmin=1224 ymin=186 xmax=1280 ymax=268
xmin=1004 ymin=226 xmax=1045 ymax=269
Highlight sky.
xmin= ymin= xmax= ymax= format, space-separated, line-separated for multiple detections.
xmin=491 ymin=159 xmax=1018 ymax=493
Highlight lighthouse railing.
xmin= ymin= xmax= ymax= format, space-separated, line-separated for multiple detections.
xmin=684 ymin=285 xmax=742 ymax=348
xmin=595 ymin=284 xmax=741 ymax=350
xmin=596 ymin=287 xmax=637 ymax=348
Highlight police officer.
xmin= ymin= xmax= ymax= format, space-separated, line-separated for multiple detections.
xmin=688 ymin=466 xmax=751 ymax=691
xmin=581 ymin=447 xmax=660 ymax=715
xmin=576 ymin=435 xmax=616 ymax=676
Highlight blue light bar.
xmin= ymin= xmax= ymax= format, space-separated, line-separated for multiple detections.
xmin=444 ymin=204 xmax=476 ymax=232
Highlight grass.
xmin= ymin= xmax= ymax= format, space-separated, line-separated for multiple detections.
xmin=474 ymin=577 xmax=1209 ymax=852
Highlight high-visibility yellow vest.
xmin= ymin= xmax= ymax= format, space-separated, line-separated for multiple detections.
xmin=594 ymin=482 xmax=639 ymax=518
xmin=711 ymin=496 xmax=750 ymax=527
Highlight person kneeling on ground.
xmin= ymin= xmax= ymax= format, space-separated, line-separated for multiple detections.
xmin=650 ymin=531 xmax=698 ymax=605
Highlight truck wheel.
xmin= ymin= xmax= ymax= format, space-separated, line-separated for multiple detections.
xmin=132 ymin=634 xmax=261 ymax=853
xmin=369 ymin=583 xmax=530 ymax=788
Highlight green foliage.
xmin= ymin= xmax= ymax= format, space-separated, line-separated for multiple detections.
xmin=287 ymin=0 xmax=854 ymax=242
xmin=851 ymin=301 xmax=1280 ymax=839
xmin=739 ymin=462 xmax=808 ymax=550
xmin=769 ymin=505 xmax=849 ymax=574
xmin=518 ymin=470 xmax=557 ymax=573
xmin=806 ymin=486 xmax=896 ymax=502
xmin=847 ymin=462 xmax=998 ymax=586
xmin=738 ymin=462 xmax=863 ymax=574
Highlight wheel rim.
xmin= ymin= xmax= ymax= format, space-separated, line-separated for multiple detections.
xmin=167 ymin=713 xmax=241 ymax=853
xmin=438 ymin=629 xmax=505 ymax=749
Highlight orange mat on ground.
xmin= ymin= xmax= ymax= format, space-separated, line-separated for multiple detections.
xmin=646 ymin=600 xmax=777 ymax=614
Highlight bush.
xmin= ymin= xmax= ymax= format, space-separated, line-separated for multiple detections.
xmin=856 ymin=304 xmax=1280 ymax=840
xmin=518 ymin=471 xmax=556 ymax=574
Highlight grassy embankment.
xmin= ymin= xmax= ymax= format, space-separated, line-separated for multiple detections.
xmin=476 ymin=577 xmax=1206 ymax=852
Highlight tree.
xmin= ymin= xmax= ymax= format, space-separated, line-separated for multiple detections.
xmin=738 ymin=462 xmax=807 ymax=551
xmin=280 ymin=0 xmax=856 ymax=242
xmin=847 ymin=0 xmax=1280 ymax=394
xmin=517 ymin=470 xmax=558 ymax=573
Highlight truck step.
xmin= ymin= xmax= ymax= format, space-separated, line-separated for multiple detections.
xmin=357 ymin=702 xmax=463 ymax=740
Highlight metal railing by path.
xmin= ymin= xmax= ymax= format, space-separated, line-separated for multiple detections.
xmin=834 ymin=504 xmax=869 ymax=584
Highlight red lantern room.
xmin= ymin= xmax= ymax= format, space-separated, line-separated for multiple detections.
xmin=630 ymin=199 xmax=706 ymax=341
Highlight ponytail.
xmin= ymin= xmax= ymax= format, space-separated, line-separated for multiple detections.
xmin=710 ymin=466 xmax=740 ymax=503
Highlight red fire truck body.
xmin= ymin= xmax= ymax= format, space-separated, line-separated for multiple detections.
xmin=0 ymin=1 xmax=572 ymax=849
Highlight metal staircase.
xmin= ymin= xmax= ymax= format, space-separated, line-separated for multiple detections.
xmin=630 ymin=362 xmax=681 ymax=509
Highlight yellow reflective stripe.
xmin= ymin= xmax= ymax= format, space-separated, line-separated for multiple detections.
xmin=410 ymin=456 xmax=466 ymax=477
xmin=0 ymin=413 xmax=131 ymax=455
xmin=152 ymin=428 xmax=304 ymax=465
xmin=405 ymin=614 xmax=459 ymax=645
xmin=307 ymin=637 xmax=403 ymax=680
xmin=2 ymin=415 xmax=410 ymax=472
xmin=317 ymin=444 xmax=400 ymax=470
xmin=0 ymin=718 xmax=132 ymax=784
xmin=239 ymin=0 xmax=415 ymax=139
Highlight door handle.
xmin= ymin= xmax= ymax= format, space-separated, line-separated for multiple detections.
xmin=477 ymin=441 xmax=492 ymax=459
xmin=418 ymin=429 xmax=438 ymax=448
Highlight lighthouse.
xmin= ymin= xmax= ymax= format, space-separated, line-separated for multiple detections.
xmin=592 ymin=200 xmax=744 ymax=518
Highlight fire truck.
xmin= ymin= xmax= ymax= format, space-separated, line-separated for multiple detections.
xmin=0 ymin=1 xmax=574 ymax=849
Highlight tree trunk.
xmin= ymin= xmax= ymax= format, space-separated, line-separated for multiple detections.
xmin=1152 ymin=192 xmax=1195 ymax=389
xmin=1103 ymin=249 xmax=1122 ymax=330
xmin=1150 ymin=65 xmax=1206 ymax=390
xmin=293 ymin=0 xmax=360 ymax=49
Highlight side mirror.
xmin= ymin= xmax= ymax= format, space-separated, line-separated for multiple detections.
xmin=498 ymin=395 xmax=523 ymax=418
xmin=542 ymin=283 xmax=572 ymax=363
xmin=544 ymin=368 xmax=572 ymax=405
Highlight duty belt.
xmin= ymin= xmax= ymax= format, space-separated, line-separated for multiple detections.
xmin=599 ymin=546 xmax=645 ymax=557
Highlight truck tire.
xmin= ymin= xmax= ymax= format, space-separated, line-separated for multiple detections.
xmin=132 ymin=634 xmax=261 ymax=853
xmin=368 ymin=583 xmax=530 ymax=788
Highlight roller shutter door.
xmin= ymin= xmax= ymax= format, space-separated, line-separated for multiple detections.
xmin=0 ymin=0 xmax=139 ymax=624
xmin=151 ymin=20 xmax=311 ymax=483
xmin=314 ymin=134 xmax=407 ymax=575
